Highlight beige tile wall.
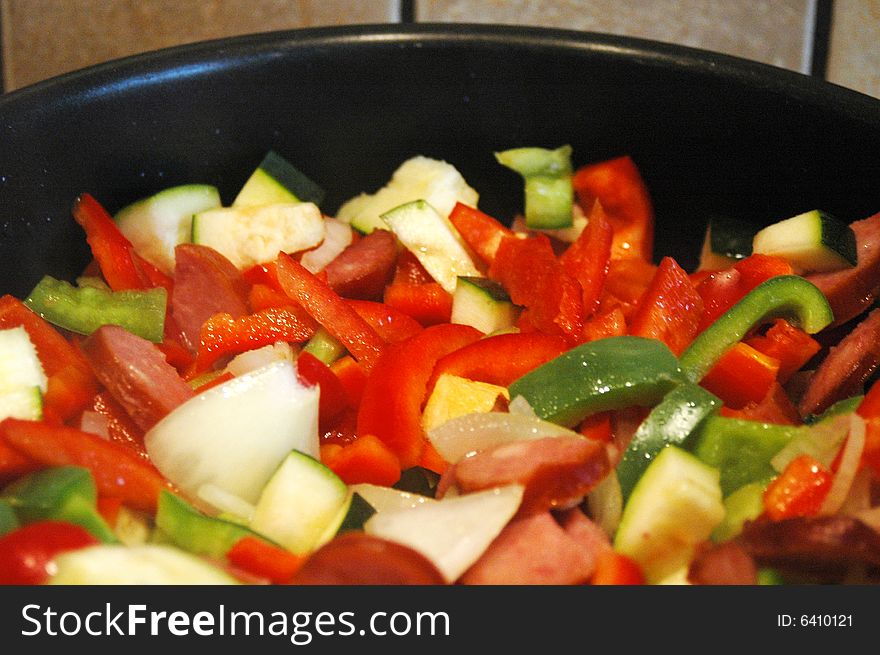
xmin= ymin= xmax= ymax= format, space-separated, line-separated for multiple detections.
xmin=2 ymin=0 xmax=879 ymax=99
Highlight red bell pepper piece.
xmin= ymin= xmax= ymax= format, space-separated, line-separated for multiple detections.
xmin=578 ymin=411 xmax=613 ymax=443
xmin=590 ymin=550 xmax=645 ymax=585
xmin=0 ymin=295 xmax=99 ymax=422
xmin=700 ymin=341 xmax=781 ymax=409
xmin=696 ymin=254 xmax=793 ymax=331
xmin=383 ymin=282 xmax=453 ymax=327
xmin=86 ymin=390 xmax=149 ymax=460
xmin=745 ymin=319 xmax=821 ymax=384
xmin=447 ymin=202 xmax=514 ymax=267
xmin=276 ymin=252 xmax=386 ymax=371
xmin=391 ymin=249 xmax=435 ymax=286
xmin=598 ymin=258 xmax=657 ymax=320
xmin=193 ymin=305 xmax=319 ymax=372
xmin=628 ymin=256 xmax=704 ymax=356
xmin=96 ymin=496 xmax=123 ymax=528
xmin=559 ymin=199 xmax=613 ymax=316
xmin=418 ymin=441 xmax=449 ymax=475
xmin=330 ymin=356 xmax=368 ymax=408
xmin=0 ymin=439 xmax=39 ymax=484
xmin=0 ymin=520 xmax=100 ymax=585
xmin=346 ymin=299 xmax=424 ymax=343
xmin=0 ymin=418 xmax=171 ymax=514
xmin=762 ymin=454 xmax=833 ymax=521
xmin=488 ymin=233 xmax=583 ymax=342
xmin=248 ymin=282 xmax=295 ymax=311
xmin=719 ymin=381 xmax=801 ymax=426
xmin=581 ymin=306 xmax=627 ymax=343
xmin=296 ymin=351 xmax=351 ymax=428
xmin=71 ymin=193 xmax=172 ymax=292
xmin=226 ymin=535 xmax=306 ymax=584
xmin=429 ymin=331 xmax=568 ymax=389
xmin=572 ymin=155 xmax=654 ymax=262
xmin=322 ymin=433 xmax=402 ymax=487
xmin=356 ymin=323 xmax=482 ymax=469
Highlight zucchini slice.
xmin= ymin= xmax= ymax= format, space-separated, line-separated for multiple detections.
xmin=752 ymin=209 xmax=857 ymax=273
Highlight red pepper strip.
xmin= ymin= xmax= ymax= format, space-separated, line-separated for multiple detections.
xmin=489 ymin=233 xmax=584 ymax=343
xmin=762 ymin=454 xmax=833 ymax=521
xmin=447 ymin=202 xmax=514 ymax=267
xmin=86 ymin=391 xmax=149 ymax=460
xmin=745 ymin=319 xmax=821 ymax=385
xmin=429 ymin=331 xmax=568 ymax=390
xmin=582 ymin=306 xmax=627 ymax=343
xmin=628 ymin=256 xmax=704 ymax=356
xmin=0 ymin=439 xmax=39 ymax=484
xmin=559 ymin=199 xmax=613 ymax=316
xmin=0 ymin=418 xmax=171 ymax=514
xmin=0 ymin=520 xmax=100 ymax=585
xmin=591 ymin=550 xmax=645 ymax=585
xmin=193 ymin=306 xmax=319 ymax=373
xmin=226 ymin=535 xmax=306 ymax=584
xmin=383 ymin=282 xmax=453 ymax=327
xmin=578 ymin=411 xmax=613 ymax=443
xmin=719 ymin=381 xmax=801 ymax=426
xmin=276 ymin=252 xmax=386 ymax=372
xmin=700 ymin=342 xmax=781 ymax=409
xmin=598 ymin=258 xmax=657 ymax=320
xmin=346 ymin=299 xmax=424 ymax=344
xmin=322 ymin=433 xmax=402 ymax=487
xmin=296 ymin=351 xmax=351 ymax=429
xmin=696 ymin=254 xmax=793 ymax=332
xmin=243 ymin=261 xmax=283 ymax=292
xmin=572 ymin=155 xmax=654 ymax=262
xmin=96 ymin=496 xmax=123 ymax=528
xmin=320 ymin=407 xmax=358 ymax=447
xmin=330 ymin=356 xmax=368 ymax=408
xmin=71 ymin=193 xmax=173 ymax=292
xmin=357 ymin=323 xmax=482 ymax=469
xmin=857 ymin=386 xmax=880 ymax=476
xmin=418 ymin=441 xmax=449 ymax=476
xmin=0 ymin=295 xmax=99 ymax=422
xmin=248 ymin=283 xmax=295 ymax=311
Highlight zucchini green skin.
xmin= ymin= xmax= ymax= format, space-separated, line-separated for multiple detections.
xmin=616 ymin=383 xmax=721 ymax=501
xmin=508 ymin=336 xmax=684 ymax=428
xmin=234 ymin=150 xmax=325 ymax=207
xmin=25 ymin=276 xmax=166 ymax=343
xmin=679 ymin=275 xmax=833 ymax=383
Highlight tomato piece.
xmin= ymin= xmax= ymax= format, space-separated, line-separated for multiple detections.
xmin=0 ymin=520 xmax=100 ymax=584
xmin=356 ymin=323 xmax=482 ymax=469
xmin=488 ymin=233 xmax=583 ymax=342
xmin=429 ymin=331 xmax=568 ymax=389
xmin=628 ymin=256 xmax=704 ymax=356
xmin=763 ymin=454 xmax=833 ymax=521
xmin=276 ymin=252 xmax=386 ymax=371
xmin=700 ymin=342 xmax=781 ymax=409
xmin=572 ymin=155 xmax=654 ymax=262
xmin=0 ymin=418 xmax=171 ymax=514
xmin=559 ymin=199 xmax=613 ymax=316
xmin=226 ymin=535 xmax=305 ymax=584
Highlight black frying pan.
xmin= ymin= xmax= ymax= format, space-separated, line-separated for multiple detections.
xmin=2 ymin=24 xmax=880 ymax=299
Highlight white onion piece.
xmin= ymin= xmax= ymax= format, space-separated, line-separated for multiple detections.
xmin=196 ymin=483 xmax=256 ymax=523
xmin=507 ymin=394 xmax=537 ymax=417
xmin=349 ymin=483 xmax=435 ymax=513
xmin=224 ymin=341 xmax=295 ymax=377
xmin=586 ymin=470 xmax=623 ymax=539
xmin=770 ymin=413 xmax=850 ymax=472
xmin=840 ymin=468 xmax=873 ymax=516
xmin=427 ymin=411 xmax=582 ymax=464
xmin=300 ymin=217 xmax=353 ymax=273
xmin=819 ymin=413 xmax=866 ymax=515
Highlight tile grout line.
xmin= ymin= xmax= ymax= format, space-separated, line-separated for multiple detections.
xmin=399 ymin=0 xmax=415 ymax=24
xmin=809 ymin=0 xmax=834 ymax=79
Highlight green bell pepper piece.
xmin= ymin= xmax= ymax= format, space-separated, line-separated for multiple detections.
xmin=302 ymin=326 xmax=346 ymax=365
xmin=691 ymin=416 xmax=800 ymax=496
xmin=617 ymin=383 xmax=721 ymax=501
xmin=155 ymin=490 xmax=269 ymax=559
xmin=1 ymin=466 xmax=117 ymax=542
xmin=509 ymin=335 xmax=685 ymax=428
xmin=711 ymin=479 xmax=770 ymax=542
xmin=679 ymin=275 xmax=833 ymax=383
xmin=495 ymin=144 xmax=574 ymax=229
xmin=0 ymin=499 xmax=18 ymax=536
xmin=25 ymin=275 xmax=167 ymax=343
